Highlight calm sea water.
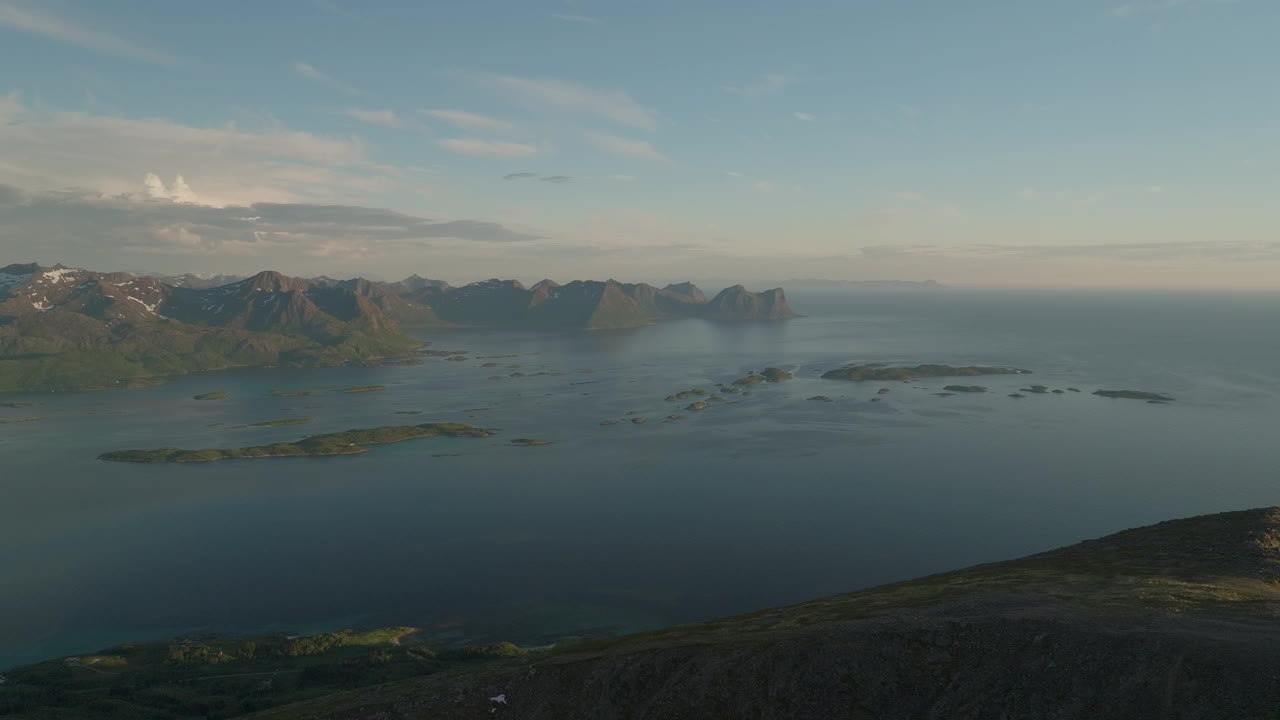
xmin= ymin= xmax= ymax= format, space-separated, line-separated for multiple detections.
xmin=3 ymin=289 xmax=1279 ymax=668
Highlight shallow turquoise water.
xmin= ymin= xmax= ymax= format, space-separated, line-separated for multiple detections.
xmin=3 ymin=289 xmax=1279 ymax=668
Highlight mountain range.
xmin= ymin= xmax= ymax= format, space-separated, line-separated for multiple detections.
xmin=0 ymin=263 xmax=796 ymax=391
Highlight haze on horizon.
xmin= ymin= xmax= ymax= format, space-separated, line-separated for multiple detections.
xmin=1 ymin=0 xmax=1277 ymax=290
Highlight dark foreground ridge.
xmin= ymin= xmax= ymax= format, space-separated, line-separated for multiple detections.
xmin=246 ymin=507 xmax=1280 ymax=719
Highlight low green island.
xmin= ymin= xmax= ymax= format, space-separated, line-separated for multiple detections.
xmin=942 ymin=385 xmax=988 ymax=393
xmin=342 ymin=385 xmax=386 ymax=394
xmin=193 ymin=391 xmax=230 ymax=401
xmin=509 ymin=437 xmax=552 ymax=446
xmin=99 ymin=423 xmax=495 ymax=463
xmin=0 ymin=401 xmax=35 ymax=408
xmin=1093 ymin=389 xmax=1175 ymax=402
xmin=269 ymin=389 xmax=313 ymax=398
xmin=0 ymin=415 xmax=45 ymax=424
xmin=231 ymin=418 xmax=313 ymax=429
xmin=665 ymin=388 xmax=708 ymax=401
xmin=821 ymin=364 xmax=1030 ymax=381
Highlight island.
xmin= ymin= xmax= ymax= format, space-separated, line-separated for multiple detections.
xmin=1093 ymin=389 xmax=1176 ymax=402
xmin=270 ymin=389 xmax=313 ymax=398
xmin=686 ymin=401 xmax=709 ymax=411
xmin=509 ymin=438 xmax=552 ymax=446
xmin=231 ymin=418 xmax=313 ymax=429
xmin=821 ymin=364 xmax=1030 ymax=381
xmin=807 ymin=395 xmax=833 ymax=402
xmin=99 ymin=423 xmax=495 ymax=463
xmin=760 ymin=367 xmax=793 ymax=382
xmin=342 ymin=385 xmax=386 ymax=394
xmin=0 ymin=263 xmax=797 ymax=392
xmin=193 ymin=391 xmax=230 ymax=401
xmin=942 ymin=385 xmax=988 ymax=393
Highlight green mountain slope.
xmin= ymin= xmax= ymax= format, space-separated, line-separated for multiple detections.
xmin=247 ymin=507 xmax=1280 ymax=720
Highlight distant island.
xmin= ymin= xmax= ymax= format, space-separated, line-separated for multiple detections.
xmin=1093 ymin=389 xmax=1176 ymax=402
xmin=99 ymin=423 xmax=494 ymax=463
xmin=821 ymin=364 xmax=1030 ymax=382
xmin=0 ymin=263 xmax=797 ymax=392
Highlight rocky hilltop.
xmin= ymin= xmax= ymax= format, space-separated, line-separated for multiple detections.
xmin=0 ymin=264 xmax=416 ymax=392
xmin=401 ymin=277 xmax=795 ymax=329
xmin=249 ymin=507 xmax=1280 ymax=719
xmin=0 ymin=264 xmax=797 ymax=391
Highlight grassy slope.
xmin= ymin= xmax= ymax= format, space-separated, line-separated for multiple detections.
xmin=247 ymin=507 xmax=1280 ymax=719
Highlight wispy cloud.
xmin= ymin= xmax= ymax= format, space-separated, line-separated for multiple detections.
xmin=0 ymin=183 xmax=542 ymax=266
xmin=344 ymin=108 xmax=400 ymax=128
xmin=725 ymin=171 xmax=743 ymax=178
xmin=422 ymin=109 xmax=517 ymax=134
xmin=792 ymin=111 xmax=814 ymax=121
xmin=502 ymin=173 xmax=570 ymax=183
xmin=1110 ymin=0 xmax=1237 ymax=18
xmin=607 ymin=174 xmax=636 ymax=182
xmin=437 ymin=138 xmax=538 ymax=158
xmin=0 ymin=104 xmax=382 ymax=207
xmin=0 ymin=2 xmax=175 ymax=63
xmin=587 ymin=132 xmax=668 ymax=161
xmin=551 ymin=12 xmax=601 ymax=24
xmin=480 ymin=74 xmax=658 ymax=130
xmin=725 ymin=73 xmax=797 ymax=97
xmin=290 ymin=61 xmax=359 ymax=95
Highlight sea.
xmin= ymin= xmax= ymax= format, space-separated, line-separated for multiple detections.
xmin=3 ymin=288 xmax=1279 ymax=669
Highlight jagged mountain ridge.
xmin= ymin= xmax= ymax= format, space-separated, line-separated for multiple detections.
xmin=0 ymin=264 xmax=417 ymax=392
xmin=0 ymin=264 xmax=798 ymax=390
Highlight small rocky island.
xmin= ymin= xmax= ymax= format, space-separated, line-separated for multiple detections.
xmin=943 ymin=385 xmax=988 ymax=393
xmin=821 ymin=364 xmax=1030 ymax=382
xmin=1093 ymin=390 xmax=1175 ymax=402
xmin=99 ymin=423 xmax=495 ymax=463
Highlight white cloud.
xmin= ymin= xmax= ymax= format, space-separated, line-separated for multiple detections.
xmin=344 ymin=108 xmax=400 ymax=128
xmin=725 ymin=73 xmax=797 ymax=97
xmin=607 ymin=174 xmax=636 ymax=181
xmin=0 ymin=185 xmax=543 ymax=266
xmin=0 ymin=90 xmax=21 ymax=125
xmin=0 ymin=2 xmax=175 ymax=63
xmin=753 ymin=181 xmax=774 ymax=193
xmin=480 ymin=74 xmax=658 ymax=130
xmin=588 ymin=133 xmax=667 ymax=161
xmin=422 ymin=109 xmax=516 ymax=134
xmin=437 ymin=138 xmax=538 ymax=158
xmin=144 ymin=173 xmax=201 ymax=203
xmin=0 ymin=105 xmax=384 ymax=207
xmin=793 ymin=112 xmax=814 ymax=121
xmin=725 ymin=171 xmax=743 ymax=178
xmin=290 ymin=61 xmax=359 ymax=95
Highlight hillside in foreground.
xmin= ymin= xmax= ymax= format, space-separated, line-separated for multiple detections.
xmin=249 ymin=507 xmax=1280 ymax=719
xmin=7 ymin=507 xmax=1280 ymax=719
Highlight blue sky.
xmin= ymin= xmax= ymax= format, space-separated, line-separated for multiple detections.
xmin=1 ymin=0 xmax=1277 ymax=287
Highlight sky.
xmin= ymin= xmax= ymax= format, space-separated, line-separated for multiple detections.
xmin=0 ymin=0 xmax=1277 ymax=289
